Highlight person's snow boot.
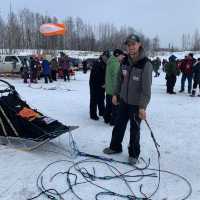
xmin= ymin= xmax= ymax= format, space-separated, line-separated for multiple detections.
xmin=91 ymin=116 xmax=99 ymax=120
xmin=103 ymin=147 xmax=122 ymax=154
xmin=179 ymin=89 xmax=184 ymax=93
xmin=169 ymin=91 xmax=176 ymax=94
xmin=128 ymin=157 xmax=138 ymax=165
xmin=190 ymin=90 xmax=196 ymax=97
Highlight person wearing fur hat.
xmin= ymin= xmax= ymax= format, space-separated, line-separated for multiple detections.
xmin=103 ymin=34 xmax=153 ymax=165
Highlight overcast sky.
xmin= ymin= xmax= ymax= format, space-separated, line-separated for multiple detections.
xmin=1 ymin=0 xmax=200 ymax=47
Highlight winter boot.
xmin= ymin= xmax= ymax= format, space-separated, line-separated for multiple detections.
xmin=128 ymin=157 xmax=138 ymax=165
xmin=103 ymin=147 xmax=122 ymax=154
xmin=169 ymin=91 xmax=176 ymax=94
xmin=90 ymin=116 xmax=99 ymax=120
xmin=190 ymin=90 xmax=196 ymax=97
xmin=179 ymin=89 xmax=184 ymax=93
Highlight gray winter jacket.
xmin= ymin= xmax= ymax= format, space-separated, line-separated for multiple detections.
xmin=114 ymin=50 xmax=153 ymax=109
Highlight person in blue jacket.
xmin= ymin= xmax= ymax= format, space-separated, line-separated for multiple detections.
xmin=42 ymin=57 xmax=52 ymax=84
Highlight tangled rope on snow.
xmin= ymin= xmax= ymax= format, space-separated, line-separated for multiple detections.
xmin=27 ymin=122 xmax=192 ymax=200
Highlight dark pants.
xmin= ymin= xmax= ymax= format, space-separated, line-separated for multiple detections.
xmin=23 ymin=69 xmax=29 ymax=83
xmin=83 ymin=66 xmax=88 ymax=74
xmin=90 ymin=86 xmax=105 ymax=118
xmin=104 ymin=95 xmax=119 ymax=125
xmin=110 ymin=100 xmax=141 ymax=158
xmin=154 ymin=71 xmax=160 ymax=77
xmin=192 ymin=79 xmax=200 ymax=95
xmin=51 ymin=70 xmax=57 ymax=81
xmin=166 ymin=75 xmax=176 ymax=93
xmin=44 ymin=74 xmax=52 ymax=84
xmin=30 ymin=69 xmax=37 ymax=83
xmin=193 ymin=79 xmax=200 ymax=90
xmin=63 ymin=69 xmax=70 ymax=81
xmin=181 ymin=74 xmax=193 ymax=92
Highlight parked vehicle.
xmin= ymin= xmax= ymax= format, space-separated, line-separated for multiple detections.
xmin=0 ymin=55 xmax=23 ymax=73
xmin=68 ymin=57 xmax=82 ymax=68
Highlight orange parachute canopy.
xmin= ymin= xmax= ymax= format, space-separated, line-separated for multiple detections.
xmin=39 ymin=23 xmax=66 ymax=36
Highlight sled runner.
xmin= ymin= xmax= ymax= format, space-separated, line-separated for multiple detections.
xmin=0 ymin=79 xmax=78 ymax=151
xmin=0 ymin=136 xmax=50 ymax=151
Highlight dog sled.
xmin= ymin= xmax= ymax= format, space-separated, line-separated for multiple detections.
xmin=0 ymin=79 xmax=78 ymax=151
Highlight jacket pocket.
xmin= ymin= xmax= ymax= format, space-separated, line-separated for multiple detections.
xmin=131 ymin=69 xmax=142 ymax=90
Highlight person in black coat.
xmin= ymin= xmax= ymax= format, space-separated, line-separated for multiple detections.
xmin=89 ymin=53 xmax=109 ymax=120
xmin=22 ymin=58 xmax=29 ymax=83
xmin=82 ymin=60 xmax=88 ymax=74
xmin=30 ymin=57 xmax=37 ymax=83
xmin=191 ymin=58 xmax=200 ymax=96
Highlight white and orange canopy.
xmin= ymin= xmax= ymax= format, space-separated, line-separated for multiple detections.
xmin=40 ymin=23 xmax=66 ymax=36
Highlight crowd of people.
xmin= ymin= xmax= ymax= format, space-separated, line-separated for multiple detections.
xmin=19 ymin=34 xmax=200 ymax=165
xmin=140 ymin=52 xmax=200 ymax=96
xmin=162 ymin=53 xmax=200 ymax=96
xmin=21 ymin=52 xmax=75 ymax=84
xmin=88 ymin=33 xmax=200 ymax=165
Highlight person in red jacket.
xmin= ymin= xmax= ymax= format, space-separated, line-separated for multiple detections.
xmin=179 ymin=53 xmax=194 ymax=93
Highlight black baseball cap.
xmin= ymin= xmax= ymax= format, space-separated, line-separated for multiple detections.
xmin=125 ymin=34 xmax=141 ymax=45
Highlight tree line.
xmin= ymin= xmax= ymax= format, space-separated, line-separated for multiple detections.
xmin=0 ymin=8 xmax=161 ymax=54
xmin=182 ymin=30 xmax=200 ymax=51
xmin=2 ymin=8 xmax=200 ymax=54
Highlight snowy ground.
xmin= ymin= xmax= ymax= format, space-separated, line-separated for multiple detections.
xmin=0 ymin=71 xmax=199 ymax=200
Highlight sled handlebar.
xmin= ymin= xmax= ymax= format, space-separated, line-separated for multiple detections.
xmin=0 ymin=79 xmax=16 ymax=93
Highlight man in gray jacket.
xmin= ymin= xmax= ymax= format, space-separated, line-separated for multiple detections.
xmin=103 ymin=34 xmax=153 ymax=165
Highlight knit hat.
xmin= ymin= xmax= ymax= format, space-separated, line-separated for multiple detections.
xmin=169 ymin=55 xmax=177 ymax=61
xmin=102 ymin=50 xmax=111 ymax=58
xmin=113 ymin=49 xmax=124 ymax=57
xmin=188 ymin=53 xmax=193 ymax=58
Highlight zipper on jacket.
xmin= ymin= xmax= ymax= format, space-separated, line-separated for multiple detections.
xmin=126 ymin=65 xmax=133 ymax=103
